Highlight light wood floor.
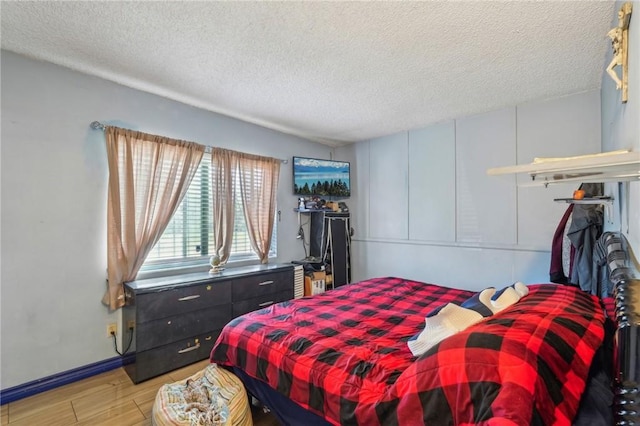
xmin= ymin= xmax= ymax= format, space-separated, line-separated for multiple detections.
xmin=1 ymin=359 xmax=280 ymax=425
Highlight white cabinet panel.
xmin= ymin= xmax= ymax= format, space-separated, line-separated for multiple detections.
xmin=349 ymin=142 xmax=370 ymax=239
xmin=408 ymin=122 xmax=456 ymax=242
xmin=356 ymin=240 xmax=550 ymax=291
xmin=456 ymin=108 xmax=517 ymax=244
xmin=369 ymin=133 xmax=408 ymax=239
xmin=517 ymin=90 xmax=601 ymax=248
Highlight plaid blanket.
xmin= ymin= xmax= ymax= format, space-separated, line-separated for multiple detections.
xmin=211 ymin=277 xmax=605 ymax=425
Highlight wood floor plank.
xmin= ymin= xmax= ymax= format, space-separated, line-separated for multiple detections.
xmin=75 ymin=400 xmax=144 ymax=426
xmin=8 ymin=369 xmax=126 ymax=422
xmin=5 ymin=401 xmax=76 ymax=426
xmin=132 ymin=385 xmax=164 ymax=419
xmin=72 ymin=373 xmax=171 ymax=422
xmin=1 ymin=404 xmax=8 ymax=424
xmin=131 ymin=418 xmax=153 ymax=426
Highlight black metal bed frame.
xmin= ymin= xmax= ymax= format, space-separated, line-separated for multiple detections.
xmin=608 ymin=232 xmax=640 ymax=425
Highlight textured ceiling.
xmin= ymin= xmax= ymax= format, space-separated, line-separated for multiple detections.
xmin=1 ymin=1 xmax=615 ymax=146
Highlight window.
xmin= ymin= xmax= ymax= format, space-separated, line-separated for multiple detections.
xmin=142 ymin=152 xmax=277 ymax=271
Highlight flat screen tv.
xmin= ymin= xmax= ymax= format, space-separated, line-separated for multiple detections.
xmin=293 ymin=156 xmax=350 ymax=197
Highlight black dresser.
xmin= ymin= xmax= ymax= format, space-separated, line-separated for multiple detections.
xmin=123 ymin=263 xmax=294 ymax=383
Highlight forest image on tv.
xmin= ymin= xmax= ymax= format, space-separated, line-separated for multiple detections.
xmin=293 ymin=157 xmax=350 ymax=197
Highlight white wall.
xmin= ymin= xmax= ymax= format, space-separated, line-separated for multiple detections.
xmin=338 ymin=90 xmax=602 ymax=291
xmin=0 ymin=51 xmax=329 ymax=389
xmin=601 ymin=0 xmax=640 ymax=253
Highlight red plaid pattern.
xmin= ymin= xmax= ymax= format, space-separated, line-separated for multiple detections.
xmin=211 ymin=277 xmax=605 ymax=425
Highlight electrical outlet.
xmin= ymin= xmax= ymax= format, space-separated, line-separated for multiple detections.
xmin=127 ymin=320 xmax=135 ymax=330
xmin=107 ymin=323 xmax=117 ymax=337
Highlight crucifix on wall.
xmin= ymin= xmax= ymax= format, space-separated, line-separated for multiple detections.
xmin=606 ymin=2 xmax=633 ymax=103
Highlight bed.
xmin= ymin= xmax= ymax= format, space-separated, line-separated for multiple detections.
xmin=210 ymin=232 xmax=639 ymax=425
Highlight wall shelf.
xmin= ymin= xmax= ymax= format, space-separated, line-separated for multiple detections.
xmin=553 ymin=196 xmax=615 ymax=224
xmin=553 ymin=196 xmax=614 ymax=205
xmin=487 ymin=150 xmax=640 ymax=186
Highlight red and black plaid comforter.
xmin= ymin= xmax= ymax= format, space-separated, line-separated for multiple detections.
xmin=211 ymin=277 xmax=605 ymax=425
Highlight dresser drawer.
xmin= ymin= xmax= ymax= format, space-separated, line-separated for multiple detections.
xmin=123 ymin=265 xmax=293 ymax=384
xmin=136 ymin=281 xmax=231 ymax=323
xmin=127 ymin=330 xmax=220 ymax=383
xmin=136 ymin=306 xmax=231 ymax=351
xmin=232 ymin=289 xmax=293 ymax=317
xmin=231 ymin=270 xmax=292 ymax=301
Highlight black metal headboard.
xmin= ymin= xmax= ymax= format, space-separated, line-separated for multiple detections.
xmin=606 ymin=232 xmax=640 ymax=425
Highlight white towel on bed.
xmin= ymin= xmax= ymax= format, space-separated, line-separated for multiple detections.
xmin=408 ymin=283 xmax=529 ymax=357
xmin=407 ymin=302 xmax=484 ymax=356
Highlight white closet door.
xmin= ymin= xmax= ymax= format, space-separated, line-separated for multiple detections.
xmin=408 ymin=121 xmax=456 ymax=242
xmin=369 ymin=133 xmax=408 ymax=240
xmin=456 ymin=108 xmax=517 ymax=245
xmin=350 ymin=142 xmax=370 ymax=239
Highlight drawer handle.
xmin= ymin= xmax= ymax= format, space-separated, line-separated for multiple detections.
xmin=205 ymin=336 xmax=213 ymax=341
xmin=178 ymin=295 xmax=201 ymax=301
xmin=258 ymin=280 xmax=274 ymax=286
xmin=178 ymin=343 xmax=201 ymax=354
xmin=259 ymin=301 xmax=274 ymax=307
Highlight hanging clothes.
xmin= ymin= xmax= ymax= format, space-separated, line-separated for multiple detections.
xmin=567 ymin=183 xmax=604 ymax=292
xmin=550 ymin=204 xmax=575 ymax=284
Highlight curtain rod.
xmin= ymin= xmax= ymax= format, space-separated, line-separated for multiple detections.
xmin=90 ymin=121 xmax=288 ymax=164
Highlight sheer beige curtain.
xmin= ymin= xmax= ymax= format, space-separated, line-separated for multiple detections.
xmin=211 ymin=148 xmax=237 ymax=263
xmin=104 ymin=127 xmax=205 ymax=310
xmin=236 ymin=152 xmax=280 ymax=263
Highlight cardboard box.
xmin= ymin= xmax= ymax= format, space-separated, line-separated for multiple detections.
xmin=304 ymin=271 xmax=326 ymax=296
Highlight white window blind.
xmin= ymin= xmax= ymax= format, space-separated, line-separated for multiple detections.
xmin=143 ymin=152 xmax=276 ymax=271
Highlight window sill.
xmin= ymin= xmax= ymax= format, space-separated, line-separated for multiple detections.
xmin=135 ymin=256 xmax=277 ymax=281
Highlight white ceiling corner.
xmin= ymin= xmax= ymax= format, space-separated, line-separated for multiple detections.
xmin=0 ymin=1 xmax=617 ymax=146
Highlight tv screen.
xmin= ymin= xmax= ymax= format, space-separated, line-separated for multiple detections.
xmin=293 ymin=157 xmax=350 ymax=197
